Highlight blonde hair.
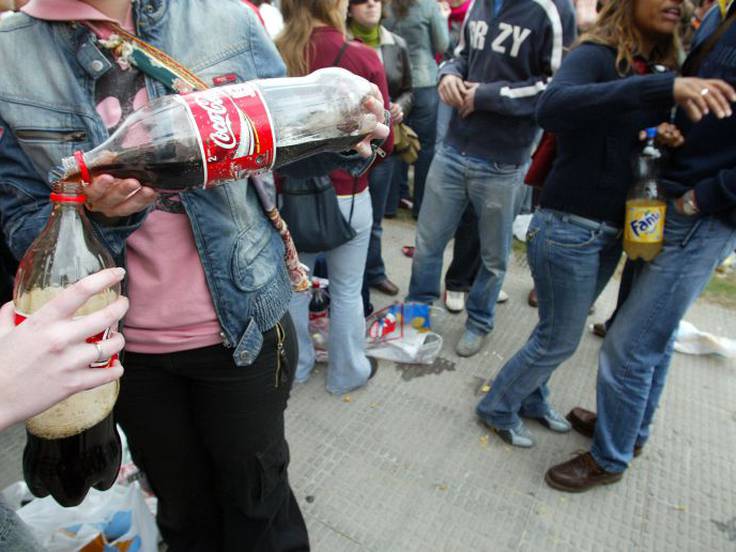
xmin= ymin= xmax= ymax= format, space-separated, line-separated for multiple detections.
xmin=275 ymin=0 xmax=347 ymax=76
xmin=580 ymin=0 xmax=680 ymax=74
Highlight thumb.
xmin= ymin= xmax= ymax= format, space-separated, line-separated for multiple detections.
xmin=0 ymin=301 xmax=16 ymax=338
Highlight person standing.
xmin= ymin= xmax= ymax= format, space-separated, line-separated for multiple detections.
xmin=384 ymin=0 xmax=449 ymax=219
xmin=347 ymin=0 xmax=414 ymax=307
xmin=546 ymin=0 xmax=736 ymax=492
xmin=0 ymin=0 xmax=387 ymax=549
xmin=277 ymin=0 xmax=393 ymax=395
xmin=475 ymin=0 xmax=715 ymax=447
xmin=407 ymin=0 xmax=577 ymax=357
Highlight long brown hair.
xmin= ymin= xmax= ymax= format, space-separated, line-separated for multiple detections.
xmin=580 ymin=0 xmax=680 ymax=74
xmin=275 ymin=0 xmax=347 ymax=76
xmin=391 ymin=0 xmax=416 ymax=18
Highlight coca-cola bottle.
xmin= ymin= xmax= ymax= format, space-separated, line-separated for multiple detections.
xmin=308 ymin=277 xmax=330 ymax=354
xmin=14 ymin=182 xmax=122 ymax=507
xmin=57 ymin=68 xmax=378 ymax=190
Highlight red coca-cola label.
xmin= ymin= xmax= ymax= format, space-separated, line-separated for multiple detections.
xmin=176 ymin=83 xmax=276 ymax=188
xmin=14 ymin=312 xmax=118 ymax=369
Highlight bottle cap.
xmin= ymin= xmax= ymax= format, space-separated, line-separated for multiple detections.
xmin=49 ymin=193 xmax=85 ymax=204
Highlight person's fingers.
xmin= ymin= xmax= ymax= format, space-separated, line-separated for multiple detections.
xmin=353 ymin=141 xmax=373 ymax=157
xmin=83 ymin=174 xmax=116 ymax=203
xmin=701 ymin=86 xmax=732 ymax=118
xmin=69 ymin=359 xmax=124 ymax=394
xmin=370 ymin=122 xmax=390 ymax=141
xmin=86 ymin=178 xmax=143 ymax=211
xmin=33 ymin=268 xmax=126 ymax=323
xmin=362 ymin=96 xmax=385 ymax=121
xmin=65 ymin=296 xmax=129 ymax=343
xmin=683 ymin=96 xmax=705 ymax=122
xmin=0 ymin=301 xmax=15 ymax=337
xmin=708 ymin=79 xmax=736 ymax=103
xmin=65 ymin=331 xmax=126 ymax=369
xmin=100 ymin=187 xmax=158 ymax=218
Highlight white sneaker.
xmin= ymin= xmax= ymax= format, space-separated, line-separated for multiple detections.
xmin=444 ymin=290 xmax=465 ymax=313
xmin=497 ymin=290 xmax=509 ymax=304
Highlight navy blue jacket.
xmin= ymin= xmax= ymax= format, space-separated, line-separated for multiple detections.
xmin=536 ymin=43 xmax=675 ymax=226
xmin=662 ymin=5 xmax=736 ymax=220
xmin=439 ymin=0 xmax=576 ymax=164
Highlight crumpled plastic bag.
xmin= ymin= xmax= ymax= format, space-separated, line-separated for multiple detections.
xmin=365 ymin=302 xmax=443 ymax=365
xmin=14 ymin=482 xmax=159 ymax=552
xmin=512 ymin=214 xmax=533 ymax=242
xmin=674 ymin=320 xmax=736 ymax=358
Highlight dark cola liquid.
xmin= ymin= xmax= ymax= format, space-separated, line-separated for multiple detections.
xmin=67 ymin=159 xmax=205 ymax=192
xmin=64 ymin=134 xmax=367 ymax=191
xmin=24 ymin=412 xmax=122 ymax=507
xmin=274 ymin=134 xmax=369 ymax=168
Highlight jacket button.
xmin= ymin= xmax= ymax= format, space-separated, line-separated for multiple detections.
xmin=90 ymin=60 xmax=105 ymax=73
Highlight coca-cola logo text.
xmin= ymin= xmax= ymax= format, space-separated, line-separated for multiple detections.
xmin=196 ymin=94 xmax=237 ymax=150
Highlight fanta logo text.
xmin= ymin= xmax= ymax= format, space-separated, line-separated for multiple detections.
xmin=629 ymin=210 xmax=661 ymax=237
xmin=195 ymin=95 xmax=237 ymax=150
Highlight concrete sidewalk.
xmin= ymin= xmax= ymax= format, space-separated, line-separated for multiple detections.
xmin=2 ymin=216 xmax=735 ymax=551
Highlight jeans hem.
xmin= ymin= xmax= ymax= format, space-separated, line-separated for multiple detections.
xmin=590 ymin=446 xmax=627 ymax=474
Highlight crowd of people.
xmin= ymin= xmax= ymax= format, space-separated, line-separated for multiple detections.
xmin=0 ymin=0 xmax=735 ymax=550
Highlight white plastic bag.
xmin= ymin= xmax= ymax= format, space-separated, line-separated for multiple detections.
xmin=16 ymin=482 xmax=159 ymax=552
xmin=675 ymin=320 xmax=736 ymax=358
xmin=365 ymin=302 xmax=443 ymax=365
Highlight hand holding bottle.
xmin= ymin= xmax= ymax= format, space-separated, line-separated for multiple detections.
xmin=0 ymin=268 xmax=128 ymax=431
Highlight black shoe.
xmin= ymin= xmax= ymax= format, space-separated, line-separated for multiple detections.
xmin=368 ymin=357 xmax=378 ymax=380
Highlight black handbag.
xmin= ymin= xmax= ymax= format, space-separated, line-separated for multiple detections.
xmin=279 ymin=175 xmax=357 ymax=253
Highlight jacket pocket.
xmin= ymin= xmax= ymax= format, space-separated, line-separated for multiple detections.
xmin=14 ymin=126 xmax=91 ymax=179
xmin=15 ymin=128 xmax=88 ymax=143
xmin=231 ymin=222 xmax=281 ymax=292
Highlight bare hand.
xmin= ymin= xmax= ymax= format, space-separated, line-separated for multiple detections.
xmin=84 ymin=174 xmax=158 ymax=218
xmin=353 ymin=84 xmax=391 ymax=157
xmin=673 ymin=77 xmax=736 ymax=122
xmin=389 ymin=102 xmax=404 ymax=125
xmin=0 ymin=268 xmax=129 ymax=430
xmin=459 ymin=82 xmax=479 ymax=118
xmin=639 ymin=122 xmax=685 ymax=148
xmin=439 ymin=75 xmax=469 ymax=109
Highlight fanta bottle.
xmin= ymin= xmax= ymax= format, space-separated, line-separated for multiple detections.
xmin=624 ymin=127 xmax=667 ymax=261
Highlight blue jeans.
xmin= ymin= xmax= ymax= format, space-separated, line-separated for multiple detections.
xmin=476 ymin=209 xmax=622 ymax=429
xmin=289 ymin=190 xmax=373 ymax=395
xmin=364 ymin=156 xmax=397 ymax=287
xmin=407 ymin=144 xmax=527 ymax=335
xmin=393 ymin=86 xmax=439 ymax=218
xmin=592 ymin=208 xmax=736 ymax=472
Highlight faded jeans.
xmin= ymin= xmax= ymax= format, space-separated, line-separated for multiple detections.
xmin=290 ymin=190 xmax=373 ymax=395
xmin=406 ymin=144 xmax=527 ymax=335
xmin=476 ymin=209 xmax=622 ymax=429
xmin=592 ymin=207 xmax=736 ymax=472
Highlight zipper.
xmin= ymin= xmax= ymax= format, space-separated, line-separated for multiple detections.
xmin=274 ymin=321 xmax=287 ymax=388
xmin=15 ymin=129 xmax=88 ymax=143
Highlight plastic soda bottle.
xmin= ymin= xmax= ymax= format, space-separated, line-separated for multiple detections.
xmin=624 ymin=127 xmax=667 ymax=261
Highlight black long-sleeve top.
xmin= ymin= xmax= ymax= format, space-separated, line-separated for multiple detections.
xmin=536 ymin=43 xmax=675 ymax=226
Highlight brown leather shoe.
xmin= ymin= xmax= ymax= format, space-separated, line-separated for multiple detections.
xmin=371 ymin=278 xmax=399 ymax=296
xmin=528 ymin=288 xmax=538 ymax=308
xmin=566 ymin=407 xmax=643 ymax=457
xmin=566 ymin=407 xmax=596 ymax=438
xmin=545 ymin=452 xmax=623 ymax=493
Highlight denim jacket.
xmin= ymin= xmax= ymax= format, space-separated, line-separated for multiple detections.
xmin=0 ymin=0 xmax=367 ymax=365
